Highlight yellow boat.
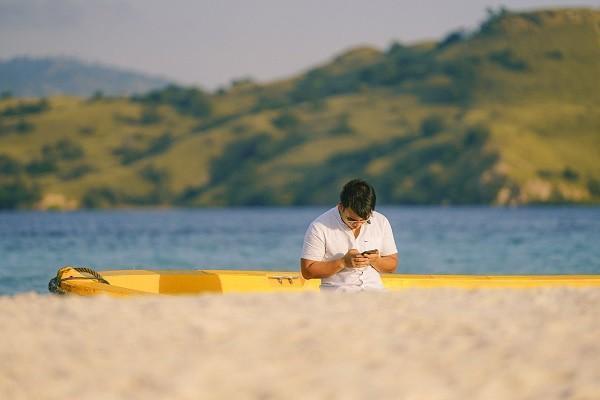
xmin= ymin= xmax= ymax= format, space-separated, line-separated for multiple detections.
xmin=49 ymin=266 xmax=600 ymax=297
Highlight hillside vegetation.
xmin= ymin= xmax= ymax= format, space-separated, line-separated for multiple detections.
xmin=0 ymin=8 xmax=598 ymax=209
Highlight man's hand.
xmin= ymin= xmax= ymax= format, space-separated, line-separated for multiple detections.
xmin=343 ymin=249 xmax=371 ymax=268
xmin=362 ymin=249 xmax=380 ymax=267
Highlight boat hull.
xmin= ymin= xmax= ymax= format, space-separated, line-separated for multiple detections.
xmin=49 ymin=266 xmax=600 ymax=296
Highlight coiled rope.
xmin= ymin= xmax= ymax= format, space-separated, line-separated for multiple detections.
xmin=48 ymin=266 xmax=110 ymax=294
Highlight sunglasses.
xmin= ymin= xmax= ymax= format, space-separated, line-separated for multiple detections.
xmin=340 ymin=208 xmax=371 ymax=226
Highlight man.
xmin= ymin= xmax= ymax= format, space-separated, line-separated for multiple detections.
xmin=300 ymin=179 xmax=398 ymax=291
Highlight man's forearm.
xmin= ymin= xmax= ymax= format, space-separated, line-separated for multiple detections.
xmin=372 ymin=255 xmax=398 ymax=273
xmin=301 ymin=258 xmax=344 ymax=279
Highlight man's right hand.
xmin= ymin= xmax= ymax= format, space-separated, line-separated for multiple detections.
xmin=343 ymin=249 xmax=371 ymax=268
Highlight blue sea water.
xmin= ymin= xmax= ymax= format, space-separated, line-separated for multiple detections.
xmin=0 ymin=206 xmax=599 ymax=295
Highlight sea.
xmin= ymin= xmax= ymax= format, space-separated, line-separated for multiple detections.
xmin=0 ymin=206 xmax=599 ymax=295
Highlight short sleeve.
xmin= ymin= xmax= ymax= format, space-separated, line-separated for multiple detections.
xmin=301 ymin=222 xmax=326 ymax=261
xmin=379 ymin=216 xmax=398 ymax=256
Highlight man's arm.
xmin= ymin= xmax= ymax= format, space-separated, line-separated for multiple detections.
xmin=301 ymin=250 xmax=368 ymax=279
xmin=369 ymin=215 xmax=398 ymax=274
xmin=367 ymin=252 xmax=398 ymax=274
xmin=300 ymin=258 xmax=344 ymax=279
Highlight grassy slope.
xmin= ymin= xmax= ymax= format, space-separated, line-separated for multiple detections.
xmin=0 ymin=8 xmax=598 ymax=208
xmin=458 ymin=9 xmax=600 ymax=201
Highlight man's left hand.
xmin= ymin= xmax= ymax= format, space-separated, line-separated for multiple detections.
xmin=362 ymin=250 xmax=380 ymax=266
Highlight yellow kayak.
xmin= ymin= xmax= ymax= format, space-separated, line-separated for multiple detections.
xmin=49 ymin=266 xmax=600 ymax=297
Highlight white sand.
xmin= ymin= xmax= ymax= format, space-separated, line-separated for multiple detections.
xmin=1 ymin=289 xmax=599 ymax=400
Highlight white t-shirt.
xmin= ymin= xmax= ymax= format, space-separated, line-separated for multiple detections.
xmin=301 ymin=207 xmax=398 ymax=291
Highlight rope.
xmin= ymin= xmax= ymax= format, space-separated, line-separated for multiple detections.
xmin=48 ymin=266 xmax=110 ymax=294
xmin=71 ymin=267 xmax=110 ymax=284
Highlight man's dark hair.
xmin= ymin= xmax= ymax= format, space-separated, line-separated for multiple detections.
xmin=339 ymin=179 xmax=376 ymax=219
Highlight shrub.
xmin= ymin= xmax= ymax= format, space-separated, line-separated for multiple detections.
xmin=139 ymin=106 xmax=162 ymax=125
xmin=175 ymin=185 xmax=204 ymax=205
xmin=42 ymin=138 xmax=85 ymax=161
xmin=488 ymin=49 xmax=529 ymax=71
xmin=134 ymin=85 xmax=212 ymax=118
xmin=0 ymin=99 xmax=49 ymax=117
xmin=545 ymin=50 xmax=563 ymax=60
xmin=420 ymin=115 xmax=445 ymax=137
xmin=479 ymin=6 xmax=511 ymax=35
xmin=290 ymin=69 xmax=330 ymax=103
xmin=0 ymin=154 xmax=22 ymax=175
xmin=272 ymin=111 xmax=299 ymax=130
xmin=192 ymin=115 xmax=238 ymax=133
xmin=587 ymin=179 xmax=600 ymax=197
xmin=81 ymin=187 xmax=120 ymax=208
xmin=112 ymin=145 xmax=141 ymax=165
xmin=26 ymin=158 xmax=57 ymax=175
xmin=15 ymin=119 xmax=34 ymax=134
xmin=147 ymin=132 xmax=173 ymax=155
xmin=423 ymin=58 xmax=479 ymax=105
xmin=562 ymin=167 xmax=579 ymax=181
xmin=437 ymin=30 xmax=466 ymax=50
xmin=329 ymin=113 xmax=353 ymax=136
xmin=139 ymin=164 xmax=169 ymax=185
xmin=253 ymin=95 xmax=289 ymax=111
xmin=0 ymin=179 xmax=40 ymax=209
xmin=464 ymin=125 xmax=490 ymax=147
xmin=367 ymin=46 xmax=435 ymax=86
xmin=138 ymin=164 xmax=171 ymax=203
xmin=232 ymin=124 xmax=248 ymax=135
xmin=60 ymin=164 xmax=93 ymax=180
xmin=113 ymin=132 xmax=174 ymax=165
xmin=79 ymin=126 xmax=95 ymax=136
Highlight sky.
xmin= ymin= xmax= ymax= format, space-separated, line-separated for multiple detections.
xmin=0 ymin=0 xmax=598 ymax=89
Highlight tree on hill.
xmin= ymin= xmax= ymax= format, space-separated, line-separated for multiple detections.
xmin=133 ymin=85 xmax=212 ymax=118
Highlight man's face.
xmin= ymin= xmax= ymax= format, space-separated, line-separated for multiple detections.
xmin=338 ymin=205 xmax=371 ymax=228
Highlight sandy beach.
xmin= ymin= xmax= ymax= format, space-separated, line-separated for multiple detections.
xmin=1 ymin=288 xmax=599 ymax=400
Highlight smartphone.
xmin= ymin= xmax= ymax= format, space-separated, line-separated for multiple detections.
xmin=361 ymin=249 xmax=378 ymax=255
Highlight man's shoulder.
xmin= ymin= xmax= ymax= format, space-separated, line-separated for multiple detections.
xmin=310 ymin=207 xmax=339 ymax=230
xmin=312 ymin=207 xmax=337 ymax=222
xmin=371 ymin=210 xmax=391 ymax=226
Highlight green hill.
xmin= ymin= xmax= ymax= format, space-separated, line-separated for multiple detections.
xmin=0 ymin=7 xmax=598 ymax=209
